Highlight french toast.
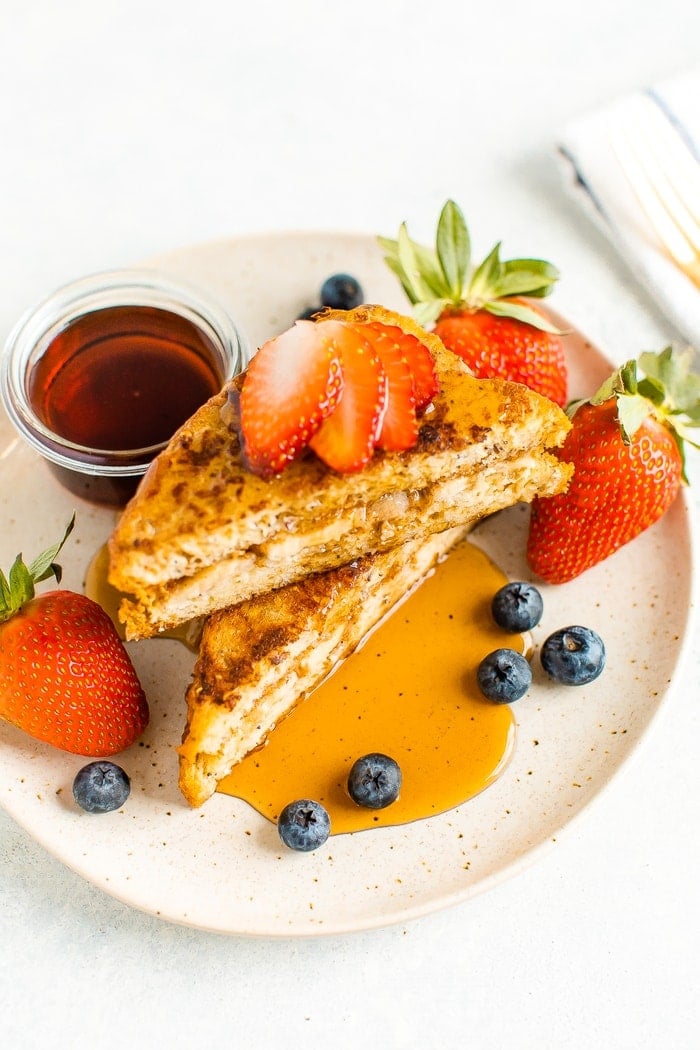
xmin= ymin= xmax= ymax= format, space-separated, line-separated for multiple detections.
xmin=108 ymin=308 xmax=573 ymax=640
xmin=178 ymin=525 xmax=470 ymax=807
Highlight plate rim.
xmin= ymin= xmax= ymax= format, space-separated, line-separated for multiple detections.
xmin=0 ymin=228 xmax=696 ymax=936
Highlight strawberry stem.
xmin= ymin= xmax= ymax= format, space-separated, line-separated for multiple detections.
xmin=379 ymin=199 xmax=562 ymax=332
xmin=570 ymin=349 xmax=700 ymax=473
xmin=0 ymin=514 xmax=75 ymax=623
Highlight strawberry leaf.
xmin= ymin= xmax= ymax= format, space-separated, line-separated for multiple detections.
xmin=615 ymin=392 xmax=652 ymax=443
xmin=671 ymin=417 xmax=700 ymax=442
xmin=8 ymin=555 xmax=36 ymax=610
xmin=493 ymin=259 xmax=560 ymax=299
xmin=0 ymin=569 xmax=11 ymax=612
xmin=636 ymin=375 xmax=666 ymax=406
xmin=376 ymin=235 xmax=399 ymax=268
xmin=381 ymin=251 xmax=422 ymax=306
xmin=0 ymin=515 xmax=76 ymax=621
xmin=436 ymin=199 xmax=470 ymax=301
xmin=673 ymin=404 xmax=700 ymax=425
xmin=635 ymin=348 xmax=700 ymax=468
xmin=591 ymin=360 xmax=638 ymax=404
xmin=468 ymin=243 xmax=503 ymax=303
xmin=414 ymin=298 xmax=451 ymax=327
xmin=569 ymin=351 xmax=699 ymax=488
xmin=378 ymin=234 xmax=448 ymax=301
xmin=396 ymin=224 xmax=440 ymax=305
xmin=410 ymin=241 xmax=451 ymax=299
xmin=481 ymin=298 xmax=564 ymax=334
xmin=381 ymin=201 xmax=561 ymax=319
xmin=28 ymin=514 xmax=75 ymax=583
xmin=639 ymin=347 xmax=700 ymax=414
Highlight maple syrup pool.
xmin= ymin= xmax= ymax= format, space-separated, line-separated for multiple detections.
xmin=88 ymin=539 xmax=521 ymax=834
xmin=218 ymin=539 xmax=519 ymax=832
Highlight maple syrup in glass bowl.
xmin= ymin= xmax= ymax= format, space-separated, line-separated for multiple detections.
xmin=1 ymin=270 xmax=249 ymax=505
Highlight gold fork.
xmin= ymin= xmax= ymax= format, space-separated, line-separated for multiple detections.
xmin=614 ymin=99 xmax=700 ymax=290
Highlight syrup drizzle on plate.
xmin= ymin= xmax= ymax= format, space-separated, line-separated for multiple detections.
xmin=87 ymin=538 xmax=521 ymax=835
xmin=217 ymin=540 xmax=520 ymax=834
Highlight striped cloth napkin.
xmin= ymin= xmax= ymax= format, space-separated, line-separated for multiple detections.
xmin=557 ymin=67 xmax=700 ymax=348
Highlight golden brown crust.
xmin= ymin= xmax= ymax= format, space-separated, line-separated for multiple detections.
xmin=177 ymin=526 xmax=470 ymax=807
xmin=108 ymin=310 xmax=572 ymax=638
xmin=103 ymin=305 xmax=575 ymax=805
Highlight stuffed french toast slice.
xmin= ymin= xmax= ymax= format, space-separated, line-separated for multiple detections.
xmin=108 ymin=307 xmax=572 ymax=641
xmin=178 ymin=525 xmax=471 ymax=807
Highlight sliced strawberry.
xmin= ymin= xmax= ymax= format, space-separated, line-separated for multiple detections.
xmin=309 ymin=321 xmax=387 ymax=472
xmin=365 ymin=322 xmax=438 ymax=410
xmin=239 ymin=321 xmax=343 ymax=476
xmin=354 ymin=323 xmax=418 ymax=451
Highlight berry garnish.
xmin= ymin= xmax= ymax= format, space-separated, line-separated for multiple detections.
xmin=491 ymin=582 xmax=543 ymax=633
xmin=477 ymin=648 xmax=532 ymax=703
xmin=359 ymin=320 xmax=440 ymax=450
xmin=344 ymin=322 xmax=416 ymax=451
xmin=540 ymin=626 xmax=606 ymax=685
xmin=73 ymin=761 xmax=131 ymax=813
xmin=308 ymin=320 xmax=387 ymax=472
xmin=277 ymin=799 xmax=331 ymax=852
xmin=238 ymin=307 xmax=440 ymax=476
xmin=379 ymin=199 xmax=568 ymax=406
xmin=239 ymin=321 xmax=343 ymax=476
xmin=367 ymin=323 xmax=438 ymax=411
xmin=347 ymin=753 xmax=402 ymax=810
xmin=0 ymin=518 xmax=149 ymax=756
xmin=527 ymin=349 xmax=700 ymax=583
xmin=320 ymin=273 xmax=364 ymax=311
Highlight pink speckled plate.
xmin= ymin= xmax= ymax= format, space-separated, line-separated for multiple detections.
xmin=0 ymin=232 xmax=694 ymax=936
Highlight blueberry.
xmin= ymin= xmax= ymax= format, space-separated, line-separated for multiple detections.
xmin=319 ymin=273 xmax=364 ymax=310
xmin=477 ymin=648 xmax=532 ymax=703
xmin=72 ymin=761 xmax=131 ymax=813
xmin=540 ymin=625 xmax=606 ymax=685
xmin=277 ymin=799 xmax=331 ymax=852
xmin=347 ymin=753 xmax=402 ymax=810
xmin=491 ymin=581 xmax=543 ymax=633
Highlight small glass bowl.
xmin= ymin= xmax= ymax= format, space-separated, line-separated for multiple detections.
xmin=1 ymin=269 xmax=249 ymax=506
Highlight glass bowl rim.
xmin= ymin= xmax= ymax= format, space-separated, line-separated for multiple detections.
xmin=0 ymin=267 xmax=250 ymax=476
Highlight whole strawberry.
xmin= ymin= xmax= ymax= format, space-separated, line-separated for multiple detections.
xmin=0 ymin=518 xmax=149 ymax=755
xmin=527 ymin=349 xmax=700 ymax=584
xmin=379 ymin=199 xmax=568 ymax=406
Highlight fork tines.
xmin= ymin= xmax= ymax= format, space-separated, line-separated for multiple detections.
xmin=614 ymin=97 xmax=700 ymax=290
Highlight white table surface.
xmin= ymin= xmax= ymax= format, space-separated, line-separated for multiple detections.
xmin=2 ymin=2 xmax=699 ymax=1047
